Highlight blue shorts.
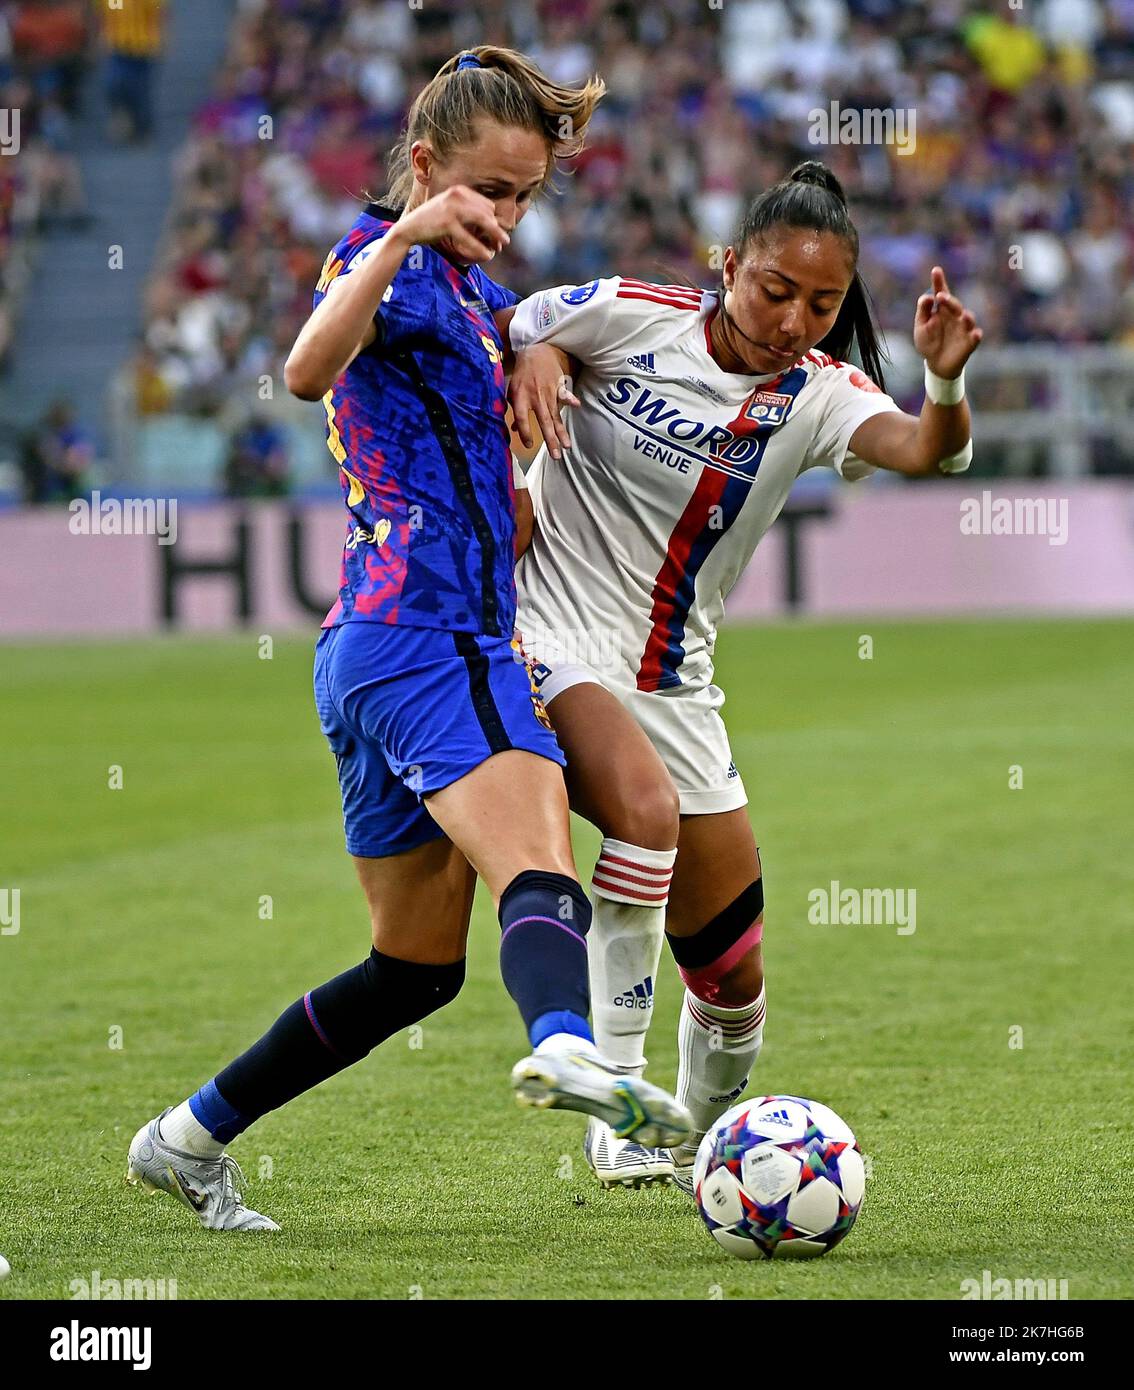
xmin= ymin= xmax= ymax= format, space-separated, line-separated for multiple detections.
xmin=314 ymin=622 xmax=565 ymax=859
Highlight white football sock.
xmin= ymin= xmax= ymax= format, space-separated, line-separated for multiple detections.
xmin=675 ymin=987 xmax=766 ymax=1158
xmin=158 ymin=1099 xmax=226 ymax=1158
xmin=588 ymin=838 xmax=676 ymax=1075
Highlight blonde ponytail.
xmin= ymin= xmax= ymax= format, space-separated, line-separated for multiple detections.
xmin=384 ymin=45 xmax=606 ymax=208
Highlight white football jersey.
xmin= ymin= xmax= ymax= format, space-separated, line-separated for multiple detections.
xmin=510 ymin=276 xmax=903 ymax=693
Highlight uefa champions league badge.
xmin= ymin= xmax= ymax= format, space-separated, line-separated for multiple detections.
xmin=561 ymin=281 xmax=599 ymax=305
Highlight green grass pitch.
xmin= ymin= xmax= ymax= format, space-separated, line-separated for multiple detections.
xmin=1 ymin=618 xmax=1131 ymax=1300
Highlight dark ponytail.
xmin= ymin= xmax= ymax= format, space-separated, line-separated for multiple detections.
xmin=735 ymin=160 xmax=888 ymax=390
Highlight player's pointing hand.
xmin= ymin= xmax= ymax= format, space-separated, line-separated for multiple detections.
xmin=914 ymin=265 xmax=983 ymax=381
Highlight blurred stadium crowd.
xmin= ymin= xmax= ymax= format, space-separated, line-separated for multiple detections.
xmin=1 ymin=0 xmax=87 ymax=378
xmin=3 ymin=0 xmax=163 ymax=499
xmin=1 ymin=0 xmax=161 ymax=359
xmin=133 ymin=0 xmax=1134 ymax=401
xmin=4 ymin=0 xmax=1134 ymax=498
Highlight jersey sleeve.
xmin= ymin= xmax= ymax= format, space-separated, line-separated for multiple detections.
xmin=315 ymin=228 xmax=434 ymax=350
xmin=807 ymin=362 xmax=904 ymax=481
xmin=476 ymin=267 xmax=519 ymax=315
xmin=509 ymin=277 xmax=647 ymax=369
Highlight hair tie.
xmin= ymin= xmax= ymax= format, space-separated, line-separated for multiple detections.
xmin=456 ymin=53 xmax=482 ymax=71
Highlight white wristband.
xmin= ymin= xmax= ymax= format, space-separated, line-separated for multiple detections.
xmin=924 ymin=362 xmax=966 ymax=405
xmin=937 ymin=439 xmax=973 ymax=474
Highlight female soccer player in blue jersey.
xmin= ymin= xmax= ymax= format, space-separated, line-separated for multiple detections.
xmin=126 ymin=47 xmax=690 ymax=1231
xmin=504 ymin=161 xmax=983 ymax=1192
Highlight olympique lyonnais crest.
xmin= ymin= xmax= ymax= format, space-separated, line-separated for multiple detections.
xmin=744 ymin=391 xmax=794 ymax=427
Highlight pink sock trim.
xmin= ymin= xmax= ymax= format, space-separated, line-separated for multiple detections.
xmin=677 ymin=917 xmax=764 ymax=1005
xmin=304 ymin=991 xmax=347 ymax=1060
xmin=687 ymin=992 xmax=766 ymax=1035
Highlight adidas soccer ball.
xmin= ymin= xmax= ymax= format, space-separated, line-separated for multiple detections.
xmin=694 ymin=1095 xmax=866 ymax=1259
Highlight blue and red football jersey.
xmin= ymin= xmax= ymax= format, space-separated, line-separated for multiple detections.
xmin=314 ymin=204 xmax=519 ymax=637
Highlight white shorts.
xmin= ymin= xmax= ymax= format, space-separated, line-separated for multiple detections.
xmin=525 ymin=652 xmax=748 ymax=817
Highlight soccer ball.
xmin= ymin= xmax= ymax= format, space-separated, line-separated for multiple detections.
xmin=694 ymin=1095 xmax=866 ymax=1259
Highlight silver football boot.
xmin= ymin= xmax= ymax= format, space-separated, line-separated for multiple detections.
xmin=511 ymin=1048 xmax=692 ymax=1148
xmin=126 ymin=1109 xmax=279 ymax=1232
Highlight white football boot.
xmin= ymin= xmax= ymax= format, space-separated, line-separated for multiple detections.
xmin=126 ymin=1109 xmax=279 ymax=1231
xmin=511 ymin=1049 xmax=692 ymax=1148
xmin=583 ymin=1117 xmax=674 ymax=1189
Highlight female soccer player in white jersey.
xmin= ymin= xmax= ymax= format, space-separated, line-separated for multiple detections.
xmin=503 ymin=160 xmax=983 ymax=1190
xmin=124 ymin=47 xmax=691 ymax=1233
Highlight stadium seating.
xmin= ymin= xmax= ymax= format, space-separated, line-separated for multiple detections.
xmin=2 ymin=0 xmax=1132 ymax=493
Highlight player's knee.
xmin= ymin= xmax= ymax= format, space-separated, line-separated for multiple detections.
xmin=713 ymin=945 xmax=764 ymax=1006
xmin=667 ymin=879 xmax=764 ymax=1006
xmin=408 ymin=954 xmax=467 ymax=1019
xmin=307 ymin=949 xmax=466 ymax=1062
xmin=363 ymin=950 xmax=466 ymax=1036
xmin=604 ymin=774 xmax=680 ymax=850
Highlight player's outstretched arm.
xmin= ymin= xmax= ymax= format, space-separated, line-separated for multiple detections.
xmin=848 ymin=266 xmax=983 ymax=477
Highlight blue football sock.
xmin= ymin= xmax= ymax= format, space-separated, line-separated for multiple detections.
xmin=498 ymin=871 xmax=593 ymax=1045
xmin=189 ymin=949 xmax=465 ymax=1143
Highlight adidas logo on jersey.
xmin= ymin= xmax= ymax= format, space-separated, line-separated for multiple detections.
xmin=626 ymin=353 xmax=656 ymax=374
xmin=727 ymin=761 xmax=739 ymax=780
xmin=614 ymin=977 xmax=654 ymax=1008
